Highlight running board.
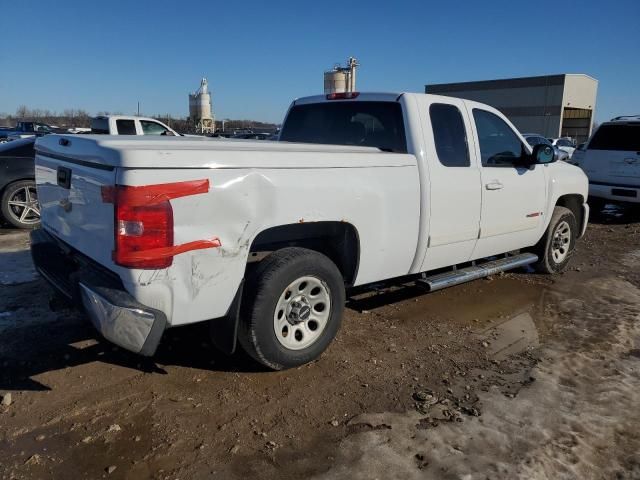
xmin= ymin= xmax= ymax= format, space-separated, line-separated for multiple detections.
xmin=416 ymin=253 xmax=538 ymax=292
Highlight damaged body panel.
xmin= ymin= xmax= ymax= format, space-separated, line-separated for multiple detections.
xmin=31 ymin=92 xmax=589 ymax=365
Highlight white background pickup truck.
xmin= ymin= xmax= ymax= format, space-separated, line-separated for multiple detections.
xmin=90 ymin=115 xmax=179 ymax=136
xmin=31 ymin=92 xmax=589 ymax=370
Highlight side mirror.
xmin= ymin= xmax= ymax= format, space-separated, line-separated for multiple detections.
xmin=532 ymin=144 xmax=555 ymax=164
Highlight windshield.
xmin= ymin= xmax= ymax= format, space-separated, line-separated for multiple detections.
xmin=279 ymin=101 xmax=407 ymax=152
xmin=589 ymin=124 xmax=640 ymax=151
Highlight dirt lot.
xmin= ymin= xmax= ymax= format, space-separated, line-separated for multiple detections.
xmin=1 ymin=207 xmax=639 ymax=480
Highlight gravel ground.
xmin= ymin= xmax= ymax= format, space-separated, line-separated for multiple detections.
xmin=1 ymin=205 xmax=639 ymax=479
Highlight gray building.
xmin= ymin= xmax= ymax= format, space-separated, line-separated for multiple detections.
xmin=425 ymin=74 xmax=598 ymax=144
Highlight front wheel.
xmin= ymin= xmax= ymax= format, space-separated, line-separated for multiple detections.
xmin=237 ymin=247 xmax=345 ymax=370
xmin=532 ymin=206 xmax=577 ymax=274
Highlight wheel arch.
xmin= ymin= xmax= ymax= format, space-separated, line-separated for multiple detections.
xmin=555 ymin=193 xmax=586 ymax=237
xmin=0 ymin=176 xmax=36 ymax=195
xmin=248 ymin=221 xmax=361 ymax=287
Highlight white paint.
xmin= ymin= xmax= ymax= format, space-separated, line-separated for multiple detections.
xmin=34 ymin=92 xmax=589 ymax=329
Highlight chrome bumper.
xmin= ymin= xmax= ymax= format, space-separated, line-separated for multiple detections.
xmin=79 ymin=283 xmax=166 ymax=355
xmin=31 ymin=228 xmax=166 ymax=356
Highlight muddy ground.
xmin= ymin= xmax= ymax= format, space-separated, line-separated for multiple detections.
xmin=1 ymin=206 xmax=639 ymax=480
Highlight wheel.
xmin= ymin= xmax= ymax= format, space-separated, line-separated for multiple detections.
xmin=237 ymin=247 xmax=345 ymax=370
xmin=532 ymin=206 xmax=577 ymax=274
xmin=1 ymin=180 xmax=40 ymax=229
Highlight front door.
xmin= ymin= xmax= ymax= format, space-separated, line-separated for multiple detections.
xmin=469 ymin=108 xmax=547 ymax=259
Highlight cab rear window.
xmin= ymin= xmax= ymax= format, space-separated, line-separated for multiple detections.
xmin=90 ymin=118 xmax=109 ymax=134
xmin=589 ymin=124 xmax=640 ymax=151
xmin=280 ymin=101 xmax=407 ymax=153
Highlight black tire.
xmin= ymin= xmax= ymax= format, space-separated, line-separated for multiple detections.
xmin=532 ymin=206 xmax=577 ymax=274
xmin=1 ymin=180 xmax=40 ymax=229
xmin=237 ymin=247 xmax=345 ymax=370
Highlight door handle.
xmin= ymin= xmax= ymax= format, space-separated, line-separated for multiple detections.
xmin=485 ymin=181 xmax=503 ymax=190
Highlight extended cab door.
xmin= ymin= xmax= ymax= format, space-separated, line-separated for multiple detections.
xmin=419 ymin=98 xmax=482 ymax=271
xmin=469 ymin=107 xmax=546 ymax=259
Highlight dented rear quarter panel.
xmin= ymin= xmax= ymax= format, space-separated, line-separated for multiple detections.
xmin=115 ymin=152 xmax=420 ymax=326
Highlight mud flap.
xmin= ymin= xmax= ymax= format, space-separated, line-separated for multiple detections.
xmin=209 ymin=280 xmax=244 ymax=355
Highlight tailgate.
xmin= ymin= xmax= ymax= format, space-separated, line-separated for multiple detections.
xmin=35 ymin=139 xmax=116 ymax=266
xmin=583 ymin=150 xmax=640 ymax=184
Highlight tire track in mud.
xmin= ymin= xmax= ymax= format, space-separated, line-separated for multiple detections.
xmin=314 ymin=277 xmax=640 ymax=480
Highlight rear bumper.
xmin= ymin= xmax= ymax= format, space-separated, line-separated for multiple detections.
xmin=589 ymin=182 xmax=640 ymax=203
xmin=30 ymin=228 xmax=166 ymax=356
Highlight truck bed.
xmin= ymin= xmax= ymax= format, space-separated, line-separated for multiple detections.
xmin=35 ymin=135 xmax=414 ymax=169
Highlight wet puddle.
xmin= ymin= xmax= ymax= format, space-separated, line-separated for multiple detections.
xmin=478 ymin=311 xmax=539 ymax=360
xmin=349 ymin=275 xmax=552 ymax=361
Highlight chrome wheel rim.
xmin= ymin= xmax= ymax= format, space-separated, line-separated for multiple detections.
xmin=7 ymin=185 xmax=40 ymax=225
xmin=551 ymin=220 xmax=571 ymax=263
xmin=273 ymin=275 xmax=331 ymax=350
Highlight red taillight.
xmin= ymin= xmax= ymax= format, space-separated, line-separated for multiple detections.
xmin=103 ymin=179 xmax=217 ymax=269
xmin=114 ymin=197 xmax=173 ymax=269
xmin=326 ymin=91 xmax=360 ymax=100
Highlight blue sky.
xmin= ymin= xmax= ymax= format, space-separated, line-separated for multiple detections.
xmin=1 ymin=0 xmax=639 ymax=123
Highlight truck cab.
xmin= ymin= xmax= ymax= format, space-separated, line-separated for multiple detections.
xmin=1 ymin=121 xmax=55 ymax=142
xmin=90 ymin=115 xmax=179 ymax=136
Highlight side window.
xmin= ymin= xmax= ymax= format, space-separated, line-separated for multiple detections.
xmin=429 ymin=103 xmax=470 ymax=167
xmin=472 ymin=109 xmax=525 ymax=167
xmin=116 ymin=120 xmax=137 ymax=135
xmin=141 ymin=120 xmax=170 ymax=135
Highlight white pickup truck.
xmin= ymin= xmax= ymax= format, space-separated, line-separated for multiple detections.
xmin=31 ymin=92 xmax=589 ymax=370
xmin=90 ymin=115 xmax=180 ymax=136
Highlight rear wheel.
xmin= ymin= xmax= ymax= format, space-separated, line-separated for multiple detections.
xmin=1 ymin=180 xmax=40 ymax=229
xmin=532 ymin=206 xmax=577 ymax=274
xmin=237 ymin=247 xmax=345 ymax=370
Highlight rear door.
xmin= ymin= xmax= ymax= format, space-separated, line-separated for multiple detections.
xmin=419 ymin=98 xmax=481 ymax=270
xmin=469 ymin=108 xmax=546 ymax=259
xmin=581 ymin=123 xmax=640 ymax=186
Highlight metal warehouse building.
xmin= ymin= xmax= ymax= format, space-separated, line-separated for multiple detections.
xmin=425 ymin=74 xmax=598 ymax=144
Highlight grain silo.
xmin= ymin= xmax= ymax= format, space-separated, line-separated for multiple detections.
xmin=189 ymin=78 xmax=215 ymax=134
xmin=324 ymin=57 xmax=359 ymax=94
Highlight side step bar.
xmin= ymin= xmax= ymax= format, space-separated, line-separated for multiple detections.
xmin=416 ymin=253 xmax=538 ymax=292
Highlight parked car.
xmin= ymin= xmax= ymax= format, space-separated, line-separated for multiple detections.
xmin=572 ymin=115 xmax=640 ymax=209
xmin=31 ymin=92 xmax=588 ymax=370
xmin=231 ymin=133 xmax=272 ymax=140
xmin=549 ymin=137 xmax=577 ymax=158
xmin=0 ymin=137 xmax=39 ymax=228
xmin=522 ymin=134 xmax=569 ymax=162
xmin=91 ymin=116 xmax=180 ymax=136
xmin=0 ymin=121 xmax=56 ymax=143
